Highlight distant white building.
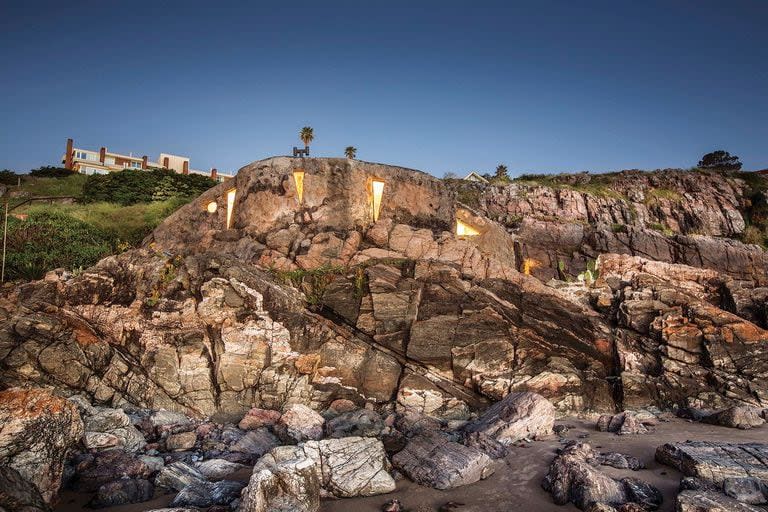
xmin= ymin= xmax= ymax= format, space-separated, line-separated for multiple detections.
xmin=61 ymin=138 xmax=232 ymax=182
xmin=463 ymin=171 xmax=489 ymax=184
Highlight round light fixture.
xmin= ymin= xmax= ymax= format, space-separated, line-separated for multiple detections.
xmin=206 ymin=201 xmax=218 ymax=213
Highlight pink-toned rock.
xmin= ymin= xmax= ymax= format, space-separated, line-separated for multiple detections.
xmin=276 ymin=404 xmax=325 ymax=442
xmin=239 ymin=408 xmax=282 ymax=431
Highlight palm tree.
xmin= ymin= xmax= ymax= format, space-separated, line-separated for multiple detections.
xmin=300 ymin=126 xmax=314 ymax=148
xmin=495 ymin=164 xmax=509 ymax=182
xmin=345 ymin=146 xmax=357 ymax=159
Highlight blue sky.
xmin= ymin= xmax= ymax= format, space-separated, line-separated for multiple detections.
xmin=1 ymin=1 xmax=766 ymax=176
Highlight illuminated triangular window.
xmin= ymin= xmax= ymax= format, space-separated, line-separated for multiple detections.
xmin=226 ymin=188 xmax=236 ymax=229
xmin=293 ymin=169 xmax=305 ymax=204
xmin=370 ymin=179 xmax=385 ymax=222
xmin=456 ymin=219 xmax=480 ymax=237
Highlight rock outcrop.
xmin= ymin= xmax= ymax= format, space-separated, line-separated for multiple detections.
xmin=0 ymin=387 xmax=83 ymax=505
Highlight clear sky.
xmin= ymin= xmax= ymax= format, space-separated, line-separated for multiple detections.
xmin=1 ymin=1 xmax=766 ymax=177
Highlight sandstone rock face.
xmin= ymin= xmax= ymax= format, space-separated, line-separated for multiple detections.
xmin=597 ymin=254 xmax=768 ymax=411
xmin=465 ymin=169 xmax=768 ymax=284
xmin=392 ymin=433 xmax=494 ymax=490
xmin=0 ymin=388 xmax=84 ymax=504
xmin=0 ymin=158 xmax=766 ymax=426
xmin=542 ymin=442 xmax=662 ymax=510
xmin=239 ymin=437 xmax=394 ymax=512
xmin=464 ymin=392 xmax=555 ymax=444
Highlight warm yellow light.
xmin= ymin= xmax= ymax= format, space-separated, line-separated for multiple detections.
xmin=226 ymin=188 xmax=236 ymax=229
xmin=206 ymin=201 xmax=218 ymax=213
xmin=456 ymin=219 xmax=480 ymax=237
xmin=293 ymin=169 xmax=305 ymax=204
xmin=371 ymin=179 xmax=385 ymax=222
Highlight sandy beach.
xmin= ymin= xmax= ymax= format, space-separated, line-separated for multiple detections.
xmin=55 ymin=417 xmax=768 ymax=512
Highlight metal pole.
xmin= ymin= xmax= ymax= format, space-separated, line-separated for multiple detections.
xmin=1 ymin=200 xmax=7 ymax=283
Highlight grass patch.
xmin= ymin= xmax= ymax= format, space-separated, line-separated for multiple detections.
xmin=16 ymin=174 xmax=88 ymax=199
xmin=513 ymin=172 xmax=625 ymax=199
xmin=21 ymin=198 xmax=188 ymax=246
xmin=645 ymin=188 xmax=683 ymax=203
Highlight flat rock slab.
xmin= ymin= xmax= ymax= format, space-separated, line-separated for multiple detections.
xmin=676 ymin=490 xmax=764 ymax=512
xmin=392 ymin=433 xmax=494 ymax=490
xmin=656 ymin=441 xmax=768 ymax=486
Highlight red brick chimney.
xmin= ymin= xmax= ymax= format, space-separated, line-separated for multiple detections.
xmin=210 ymin=168 xmax=218 ymax=180
xmin=163 ymin=156 xmax=169 ymax=169
xmin=182 ymin=160 xmax=189 ymax=175
xmin=99 ymin=147 xmax=106 ymax=164
xmin=142 ymin=156 xmax=148 ymax=169
xmin=65 ymin=138 xmax=74 ymax=169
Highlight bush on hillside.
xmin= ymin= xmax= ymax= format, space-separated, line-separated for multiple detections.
xmin=82 ymin=169 xmax=216 ymax=205
xmin=0 ymin=170 xmax=20 ymax=185
xmin=4 ymin=211 xmax=114 ymax=281
xmin=28 ymin=166 xmax=74 ymax=178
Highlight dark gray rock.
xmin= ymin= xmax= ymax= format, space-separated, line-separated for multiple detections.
xmin=230 ymin=428 xmax=279 ymax=459
xmin=325 ymin=409 xmax=384 ymax=438
xmin=154 ymin=462 xmax=207 ymax=493
xmin=70 ymin=450 xmax=152 ymax=492
xmin=463 ymin=431 xmax=508 ymax=459
xmin=170 ymin=480 xmax=246 ymax=508
xmin=596 ymin=452 xmax=644 ymax=471
xmin=0 ymin=465 xmax=48 ymax=512
xmin=722 ymin=477 xmax=767 ymax=505
xmin=89 ymin=479 xmax=154 ymax=508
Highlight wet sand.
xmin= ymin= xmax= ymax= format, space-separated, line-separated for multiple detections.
xmin=56 ymin=418 xmax=768 ymax=512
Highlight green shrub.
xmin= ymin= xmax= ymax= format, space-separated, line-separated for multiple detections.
xmin=0 ymin=170 xmax=20 ymax=185
xmin=4 ymin=211 xmax=114 ymax=281
xmin=17 ymin=174 xmax=89 ymax=198
xmin=82 ymin=169 xmax=215 ymax=205
xmin=28 ymin=166 xmax=73 ymax=178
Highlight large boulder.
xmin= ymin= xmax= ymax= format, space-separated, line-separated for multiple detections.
xmin=392 ymin=432 xmax=494 ymax=490
xmin=542 ymin=443 xmax=662 ymax=511
xmin=0 ymin=388 xmax=84 ymax=504
xmin=70 ymin=450 xmax=153 ymax=492
xmin=81 ymin=406 xmax=146 ymax=452
xmin=239 ymin=436 xmax=394 ymax=512
xmin=464 ymin=391 xmax=555 ymax=444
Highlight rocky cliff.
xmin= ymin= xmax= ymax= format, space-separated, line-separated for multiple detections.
xmin=1 ymin=157 xmax=767 ymax=424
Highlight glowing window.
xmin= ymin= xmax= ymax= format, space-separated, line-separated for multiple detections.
xmin=456 ymin=219 xmax=480 ymax=237
xmin=226 ymin=188 xmax=236 ymax=229
xmin=370 ymin=179 xmax=385 ymax=222
xmin=293 ymin=169 xmax=305 ymax=204
xmin=206 ymin=201 xmax=218 ymax=213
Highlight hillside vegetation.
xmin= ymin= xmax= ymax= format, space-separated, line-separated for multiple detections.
xmin=3 ymin=169 xmax=215 ymax=281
